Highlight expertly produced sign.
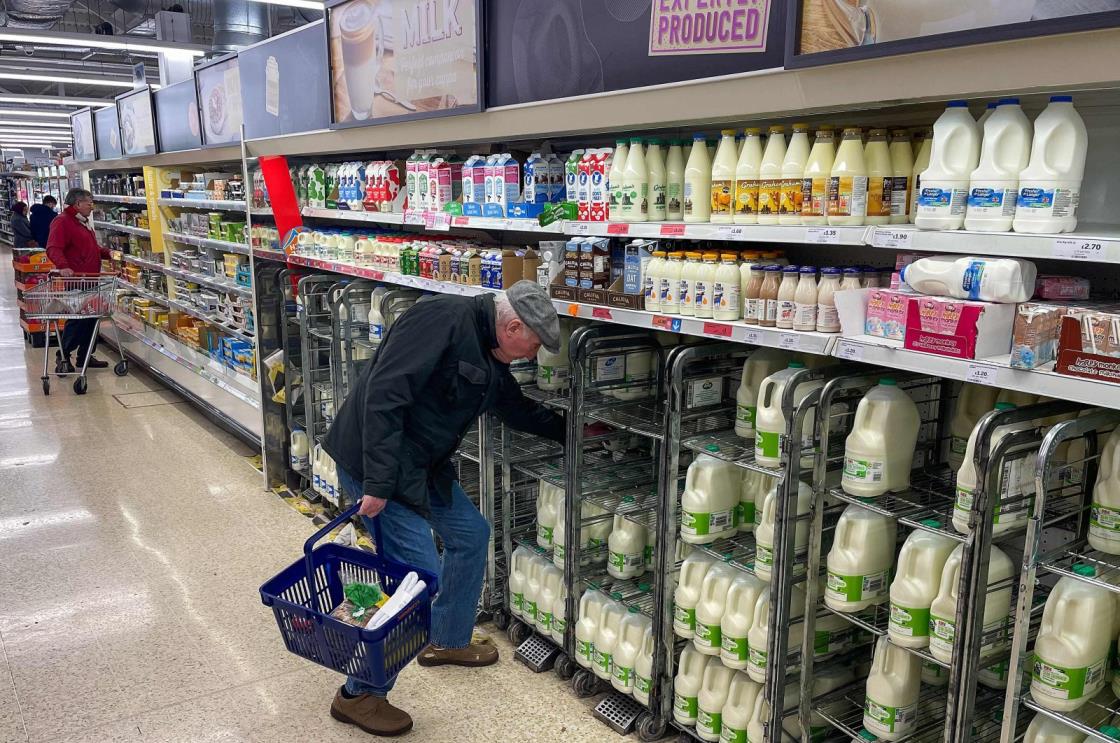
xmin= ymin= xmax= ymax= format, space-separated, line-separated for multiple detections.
xmin=649 ymin=0 xmax=771 ymax=55
xmin=328 ymin=0 xmax=482 ymax=127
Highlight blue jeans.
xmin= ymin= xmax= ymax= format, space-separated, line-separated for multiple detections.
xmin=337 ymin=467 xmax=489 ymax=698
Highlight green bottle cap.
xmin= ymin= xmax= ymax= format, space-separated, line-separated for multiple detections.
xmin=611 ymin=591 xmax=623 ymax=601
xmin=858 ymin=730 xmax=877 ymax=741
xmin=1100 ymin=726 xmax=1120 ymax=740
xmin=788 ymin=361 xmax=806 ymax=369
xmin=1073 ymin=563 xmax=1097 ymax=577
xmin=622 ymin=495 xmax=636 ymax=504
xmin=995 ymin=402 xmax=1016 ymax=411
xmin=920 ymin=519 xmax=942 ymax=529
xmin=706 ymin=444 xmax=720 ymax=453
xmin=879 ymin=377 xmax=897 ymax=386
xmin=629 ymin=605 xmax=640 ymax=614
xmin=638 ymin=582 xmax=651 ymax=592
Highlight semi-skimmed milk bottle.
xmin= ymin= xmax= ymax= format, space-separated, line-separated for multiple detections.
xmin=953 ymin=402 xmax=1036 ymax=536
xmin=537 ymin=480 xmax=561 ymax=548
xmin=1032 ymin=566 xmax=1115 ymax=712
xmin=755 ymin=362 xmax=822 ymax=469
xmin=676 ymin=549 xmax=717 ymax=638
xmin=550 ymin=580 xmax=568 ymax=645
xmin=612 ymin=607 xmax=651 ymax=695
xmin=633 ymin=623 xmax=656 ymax=705
xmin=755 ymin=479 xmax=812 ymax=583
xmin=674 ymin=644 xmax=715 ymax=726
xmin=738 ymin=470 xmax=771 ymax=533
xmin=864 ymin=636 xmax=921 ymax=740
xmin=522 ymin=553 xmax=549 ymax=629
xmin=608 ymin=511 xmax=647 ymax=579
xmin=575 ymin=588 xmax=610 ymax=668
xmin=719 ymin=672 xmax=761 ymax=743
xmin=747 ymin=681 xmax=799 ymax=743
xmin=1013 ymin=96 xmax=1089 ymax=235
xmin=915 ymin=100 xmax=981 ymax=230
xmin=899 ymin=255 xmax=1037 ymax=303
xmin=949 ymin=383 xmax=1000 ymax=470
xmin=825 ymin=504 xmax=897 ymax=612
xmin=536 ymin=563 xmax=564 ymax=634
xmin=930 ymin=543 xmax=1014 ymax=664
xmin=734 ymin=348 xmax=791 ymax=440
xmin=1024 ymin=714 xmax=1097 ymax=743
xmin=696 ymin=658 xmax=739 ymax=741
xmin=888 ymin=523 xmax=957 ymax=648
xmin=1089 ymin=429 xmax=1120 ymax=554
xmin=842 ymin=378 xmax=921 ymax=498
xmin=508 ymin=545 xmax=532 ymax=619
xmin=721 ymin=573 xmax=766 ymax=669
xmin=695 ymin=561 xmax=740 ymax=656
xmin=594 ymin=595 xmax=626 ymax=681
xmin=681 ymin=450 xmax=741 ymax=543
xmin=965 ymin=98 xmax=1033 ymax=232
xmin=908 ymin=130 xmax=932 ymax=224
xmin=667 ymin=140 xmax=686 ymax=220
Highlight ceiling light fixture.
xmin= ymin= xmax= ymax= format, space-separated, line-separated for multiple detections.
xmin=0 ymin=72 xmax=139 ymax=89
xmin=0 ymin=29 xmax=207 ymax=57
xmin=0 ymin=134 xmax=72 ymax=141
xmin=0 ymin=109 xmax=72 ymax=118
xmin=246 ymin=0 xmax=325 ymax=11
xmin=0 ymin=121 xmax=72 ymax=129
xmin=0 ymin=129 xmax=72 ymax=137
xmin=0 ymin=94 xmax=114 ymax=107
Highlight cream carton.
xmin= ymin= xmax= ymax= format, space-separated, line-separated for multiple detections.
xmin=567 ymin=150 xmax=585 ymax=204
xmin=589 ymin=150 xmax=612 ymax=222
xmin=497 ymin=153 xmax=521 ymax=213
xmin=524 ymin=152 xmax=549 ymax=205
xmin=462 ymin=155 xmax=486 ymax=204
xmin=577 ymin=150 xmax=596 ymax=220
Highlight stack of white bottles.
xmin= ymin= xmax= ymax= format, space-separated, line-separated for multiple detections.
xmin=573 ymin=588 xmax=656 ymax=701
xmin=311 ymin=444 xmax=339 ymax=504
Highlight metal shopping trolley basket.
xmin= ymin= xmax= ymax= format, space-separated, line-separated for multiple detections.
xmin=260 ymin=504 xmax=439 ymax=687
xmin=23 ymin=273 xmax=128 ymax=395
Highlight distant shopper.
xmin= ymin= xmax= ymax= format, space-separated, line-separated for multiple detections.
xmin=29 ymin=195 xmax=57 ymax=249
xmin=45 ymin=188 xmax=111 ymax=372
xmin=11 ymin=202 xmax=34 ymax=248
xmin=322 ymin=282 xmax=566 ymax=737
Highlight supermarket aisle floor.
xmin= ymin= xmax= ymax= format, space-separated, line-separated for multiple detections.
xmin=0 ymin=257 xmax=615 ymax=743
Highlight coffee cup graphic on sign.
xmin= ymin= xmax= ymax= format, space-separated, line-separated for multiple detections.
xmin=339 ymin=0 xmax=385 ymax=121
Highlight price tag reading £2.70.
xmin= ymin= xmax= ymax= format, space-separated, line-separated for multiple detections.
xmin=1053 ymin=237 xmax=1107 ymax=261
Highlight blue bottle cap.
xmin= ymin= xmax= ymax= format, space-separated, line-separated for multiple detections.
xmin=985 ymin=102 xmax=997 ymax=109
xmin=1051 ymin=95 xmax=1073 ymax=102
xmin=998 ymin=98 xmax=1020 ymax=106
xmin=947 ymin=100 xmax=969 ymax=108
xmin=782 ymin=265 xmax=800 ymax=273
xmin=821 ymin=267 xmax=842 ymax=275
xmin=692 ymin=133 xmax=706 ymax=140
xmin=799 ymin=266 xmax=817 ymax=275
xmin=843 ymin=266 xmax=862 ymax=274
xmin=764 ymin=264 xmax=782 ymax=272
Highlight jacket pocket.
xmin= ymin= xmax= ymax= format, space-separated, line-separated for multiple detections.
xmin=457 ymin=360 xmax=487 ymax=386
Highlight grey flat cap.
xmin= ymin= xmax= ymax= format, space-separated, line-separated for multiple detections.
xmin=507 ymin=280 xmax=560 ymax=353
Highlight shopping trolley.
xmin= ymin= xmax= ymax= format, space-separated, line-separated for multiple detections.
xmin=259 ymin=504 xmax=439 ymax=686
xmin=23 ymin=273 xmax=128 ymax=395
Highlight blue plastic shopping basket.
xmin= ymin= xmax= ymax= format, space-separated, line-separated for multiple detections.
xmin=260 ymin=503 xmax=439 ymax=687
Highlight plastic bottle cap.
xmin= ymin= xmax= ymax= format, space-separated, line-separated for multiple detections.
xmin=628 ymin=605 xmax=640 ymax=614
xmin=947 ymin=100 xmax=969 ymax=107
xmin=1100 ymin=725 xmax=1120 ymax=739
xmin=859 ymin=731 xmax=877 ymax=742
xmin=799 ymin=266 xmax=816 ymax=274
xmin=783 ymin=265 xmax=800 ymax=273
xmin=1051 ymin=95 xmax=1073 ymax=102
xmin=721 ymin=129 xmax=737 ymax=136
xmin=745 ymin=127 xmax=761 ymax=135
xmin=844 ymin=267 xmax=862 ymax=274
xmin=920 ymin=519 xmax=942 ymax=529
xmin=648 ymin=138 xmax=662 ymax=146
xmin=611 ymin=591 xmax=624 ymax=600
xmin=997 ymin=98 xmax=1020 ymax=106
xmin=879 ymin=377 xmax=897 ymax=386
xmin=638 ymin=582 xmax=651 ymax=592
xmin=994 ymin=402 xmax=1016 ymax=411
xmin=706 ymin=444 xmax=721 ymax=453
xmin=1072 ymin=563 xmax=1097 ymax=577
xmin=788 ymin=361 xmax=806 ymax=369
xmin=629 ymin=138 xmax=642 ymax=145
xmin=821 ymin=267 xmax=842 ymax=275
xmin=621 ymin=495 xmax=635 ymax=504
xmin=693 ymin=133 xmax=706 ymax=140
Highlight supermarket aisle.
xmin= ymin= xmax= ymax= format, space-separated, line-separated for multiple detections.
xmin=0 ymin=256 xmax=611 ymax=743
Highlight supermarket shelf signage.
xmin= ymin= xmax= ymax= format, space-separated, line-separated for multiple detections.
xmin=649 ymin=0 xmax=771 ymax=56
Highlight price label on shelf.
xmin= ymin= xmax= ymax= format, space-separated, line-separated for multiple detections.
xmin=743 ymin=329 xmax=761 ymax=345
xmin=702 ymin=321 xmax=733 ymax=338
xmin=836 ymin=341 xmax=864 ymax=361
xmin=569 ymin=222 xmax=592 ymax=235
xmin=652 ymin=315 xmax=681 ymax=331
xmin=403 ymin=210 xmax=425 ymax=225
xmin=871 ymin=228 xmax=914 ymax=249
xmin=806 ymin=227 xmax=841 ymax=244
xmin=1052 ymin=237 xmax=1107 ymax=261
xmin=778 ymin=333 xmax=801 ymax=350
xmin=452 ymin=215 xmax=470 ymax=227
xmin=607 ymin=223 xmax=630 ymax=236
xmin=965 ymin=364 xmax=1000 ymax=386
xmin=426 ymin=212 xmax=452 ymax=231
xmin=659 ymin=223 xmax=687 ymax=237
xmin=592 ymin=307 xmax=613 ymax=320
xmin=716 ymin=226 xmax=745 ymax=241
xmin=567 ymin=303 xmax=581 ymax=317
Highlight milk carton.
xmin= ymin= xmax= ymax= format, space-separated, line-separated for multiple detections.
xmin=524 ymin=152 xmax=548 ymax=205
xmin=577 ymin=150 xmax=596 ymax=220
xmin=589 ymin=149 xmax=612 ymax=222
xmin=623 ymin=240 xmax=654 ymax=296
xmin=497 ymin=153 xmax=520 ymax=214
xmin=888 ymin=525 xmax=957 ymax=647
xmin=566 ymin=150 xmax=585 ymax=204
xmin=429 ymin=156 xmax=461 ymax=212
xmin=842 ymin=378 xmax=921 ymax=498
xmin=547 ymin=153 xmax=565 ymax=202
xmin=483 ymin=154 xmax=501 ymax=206
xmin=461 ymin=155 xmax=483 ymax=204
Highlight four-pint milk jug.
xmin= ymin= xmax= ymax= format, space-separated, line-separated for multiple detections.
xmin=633 ymin=624 xmax=657 ymax=705
xmin=608 ymin=508 xmax=647 ymax=579
xmin=888 ymin=523 xmax=957 ymax=648
xmin=508 ymin=545 xmax=532 ymax=619
xmin=696 ymin=659 xmax=738 ymax=741
xmin=755 ymin=362 xmax=822 ymax=469
xmin=964 ymin=98 xmax=1033 ymax=232
xmin=594 ymin=595 xmax=626 ymax=681
xmin=949 ymin=383 xmax=1000 ymax=470
xmin=915 ymin=100 xmax=981 ymax=231
xmin=930 ymin=544 xmax=1014 ymax=664
xmin=674 ymin=644 xmax=715 ymax=726
xmin=755 ymin=479 xmax=812 ymax=582
xmin=1013 ymin=96 xmax=1089 ymax=235
xmin=694 ymin=561 xmax=739 ymax=656
xmin=826 ymin=504 xmax=897 ymax=612
xmin=721 ymin=573 xmax=766 ymax=670
xmin=842 ymin=378 xmax=921 ymax=498
xmin=1032 ymin=566 xmax=1115 ymax=712
xmin=734 ymin=348 xmax=791 ymax=439
xmin=681 ymin=451 xmax=741 ymax=543
xmin=575 ymin=589 xmax=610 ymax=669
xmin=719 ymin=672 xmax=762 ymax=743
xmin=953 ymin=402 xmax=1036 ymax=536
xmin=1089 ymin=428 xmax=1120 ymax=554
xmin=675 ymin=549 xmax=717 ymax=638
xmin=535 ymin=563 xmax=563 ymax=633
xmin=864 ymin=637 xmax=922 ymax=740
xmin=612 ymin=607 xmax=652 ymax=695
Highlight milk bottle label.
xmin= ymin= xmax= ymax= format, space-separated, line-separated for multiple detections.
xmin=780 ymin=176 xmax=803 ymax=216
xmin=755 ymin=429 xmax=780 ymax=461
xmin=917 ymin=184 xmax=968 ymax=216
xmin=609 ymin=549 xmax=644 ymax=573
xmin=747 ymin=645 xmax=768 ymax=674
xmin=721 ymin=633 xmax=749 ymax=661
xmin=684 ymin=182 xmax=697 ymax=217
xmin=538 ymin=364 xmax=569 ymax=385
xmin=613 ymin=662 xmax=634 ymax=687
xmin=635 ymin=673 xmax=653 ymax=696
xmin=929 ymin=613 xmax=955 ymax=655
xmin=577 ymin=638 xmax=593 ymax=664
xmin=674 ymin=603 xmax=697 ymax=633
xmin=523 ymin=597 xmax=537 ymax=620
xmin=537 ymin=606 xmax=552 ymax=630
xmin=1089 ymin=503 xmax=1120 ymax=545
xmin=1032 ymin=654 xmax=1107 ymax=702
xmin=889 ymin=603 xmax=931 ymax=638
xmin=734 ymin=179 xmax=758 ymax=216
xmin=802 ymin=177 xmax=829 ymax=218
xmin=828 ymin=176 xmax=868 ymax=217
xmin=1017 ymin=186 xmax=1079 ymax=218
xmin=967 ymin=186 xmax=1017 ymax=217
xmin=815 ymin=627 xmax=853 ymax=656
xmin=868 ymin=176 xmax=892 ymax=219
xmin=736 ymin=403 xmax=756 ymax=430
xmin=537 ymin=524 xmax=554 ymax=545
xmin=682 ymin=507 xmax=734 ymax=537
xmin=594 ymin=648 xmax=613 ymax=676
xmin=694 ymin=620 xmax=721 ymax=649
xmin=866 ymin=698 xmax=917 ymax=736
xmin=674 ymin=693 xmax=699 ymax=719
xmin=843 ymin=456 xmax=885 ymax=484
xmin=950 ymin=435 xmax=968 ymax=458
xmin=714 ymin=280 xmax=740 ymax=316
xmin=744 ymin=298 xmax=762 ymax=322
xmin=890 ymin=176 xmax=910 ymax=217
xmin=758 ymin=178 xmax=781 ymax=216
xmin=738 ymin=501 xmax=755 ymax=527
xmin=712 ymin=180 xmax=733 ymax=218
xmin=826 ymin=569 xmax=889 ymax=603
xmin=554 ymin=616 xmax=567 ymax=635
xmin=720 ymin=724 xmax=748 ymax=743
xmin=695 ymin=279 xmax=710 ymax=313
xmin=777 ymin=299 xmax=795 ymax=326
xmin=696 ymin=709 xmax=723 ymax=738
xmin=512 ymin=591 xmax=524 ymax=613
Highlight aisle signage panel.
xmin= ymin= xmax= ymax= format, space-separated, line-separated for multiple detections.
xmin=94 ymin=105 xmax=122 ymax=160
xmin=326 ymin=0 xmax=483 ymax=128
xmin=115 ymin=86 xmax=158 ymax=157
xmin=195 ymin=54 xmax=244 ymax=147
xmin=240 ymin=21 xmax=331 ymax=138
xmin=789 ymin=1 xmax=1120 ymax=67
xmin=70 ymin=108 xmax=96 ymax=162
xmin=486 ymin=0 xmax=784 ymax=106
xmin=154 ymin=79 xmax=203 ymax=153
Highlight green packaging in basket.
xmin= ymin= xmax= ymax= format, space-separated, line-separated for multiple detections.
xmin=330 ymin=581 xmax=391 ymax=627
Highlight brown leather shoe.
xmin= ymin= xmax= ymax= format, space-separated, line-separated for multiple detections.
xmin=416 ymin=639 xmax=499 ymax=668
xmin=331 ymin=688 xmax=413 ymax=737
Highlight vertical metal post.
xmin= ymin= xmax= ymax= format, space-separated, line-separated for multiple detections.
xmin=562 ymin=326 xmax=591 ymax=658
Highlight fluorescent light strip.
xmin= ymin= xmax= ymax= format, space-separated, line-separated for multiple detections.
xmin=0 ymin=135 xmax=71 ymax=142
xmin=0 ymin=72 xmax=136 ymax=89
xmin=0 ymin=30 xmax=206 ymax=57
xmin=0 ymin=109 xmax=72 ymax=118
xmin=0 ymin=121 xmax=72 ymax=129
xmin=247 ymin=0 xmax=325 ymax=10
xmin=0 ymin=129 xmax=72 ymax=137
xmin=0 ymin=94 xmax=113 ymax=107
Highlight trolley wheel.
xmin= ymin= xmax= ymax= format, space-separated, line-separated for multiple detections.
xmin=113 ymin=360 xmax=129 ymax=377
xmin=572 ymin=668 xmax=599 ymax=698
xmin=508 ymin=620 xmax=532 ymax=646
xmin=41 ymin=378 xmax=50 ymax=396
xmin=492 ymin=611 xmax=511 ymax=632
xmin=636 ymin=711 xmax=668 ymax=742
xmin=73 ymin=377 xmax=87 ymax=395
xmin=554 ymin=652 xmax=577 ymax=681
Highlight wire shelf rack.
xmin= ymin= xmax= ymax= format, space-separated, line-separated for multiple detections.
xmin=682 ymin=428 xmax=785 ymax=478
xmin=521 ymin=384 xmax=572 ymax=411
xmin=813 ymin=678 xmax=952 ymax=743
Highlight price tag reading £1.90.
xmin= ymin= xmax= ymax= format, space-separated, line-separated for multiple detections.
xmin=1052 ymin=237 xmax=1107 ymax=261
xmin=871 ymin=228 xmax=914 ymax=249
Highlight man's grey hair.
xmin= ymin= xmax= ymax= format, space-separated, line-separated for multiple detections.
xmin=64 ymin=187 xmax=93 ymax=207
xmin=494 ymin=295 xmax=537 ymax=340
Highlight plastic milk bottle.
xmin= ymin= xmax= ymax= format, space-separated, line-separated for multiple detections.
xmin=667 ymin=140 xmax=686 ymax=220
xmin=900 ymin=255 xmax=1037 ymax=303
xmin=608 ymin=512 xmax=647 ymax=579
xmin=721 ymin=573 xmax=766 ymax=669
xmin=684 ymin=134 xmax=712 ymax=223
xmin=828 ymin=127 xmax=869 ymax=226
xmin=594 ymin=595 xmax=627 ymax=681
xmin=536 ymin=563 xmax=564 ymax=633
xmin=801 ymin=127 xmax=836 ymax=225
xmin=1089 ymin=428 xmax=1120 ymax=554
xmin=865 ymin=128 xmax=894 ymax=226
xmin=1024 ymin=714 xmax=1097 ymax=742
xmin=864 ymin=637 xmax=921 ymax=740
xmin=734 ymin=128 xmax=763 ymax=225
xmin=888 ymin=524 xmax=958 ymax=647
xmin=612 ymin=607 xmax=651 ymax=695
xmin=550 ymin=580 xmax=568 ymax=645
xmin=757 ymin=125 xmax=786 ymax=224
xmin=674 ymin=644 xmax=715 ymax=726
xmin=779 ymin=123 xmax=811 ymax=224
xmin=537 ymin=480 xmax=561 ymax=548
xmin=930 ymin=544 xmax=1014 ymax=664
xmin=522 ymin=554 xmax=549 ymax=629
xmin=711 ymin=130 xmax=739 ymax=224
xmin=909 ymin=131 xmax=932 ymax=223
xmin=508 ymin=545 xmax=532 ymax=619
xmin=889 ymin=129 xmax=914 ymax=224
xmin=719 ymin=672 xmax=762 ymax=743
xmin=965 ymin=98 xmax=1033 ymax=232
xmin=647 ymin=139 xmax=668 ymax=221
xmin=575 ymin=588 xmax=610 ymax=668
xmin=290 ymin=429 xmax=309 ymax=472
xmin=755 ymin=362 xmax=822 ymax=469
xmin=619 ymin=139 xmax=648 ymax=222
xmin=694 ymin=561 xmax=740 ymax=656
xmin=696 ymin=659 xmax=739 ymax=741
xmin=746 ymin=588 xmax=806 ymax=683
xmin=949 ymin=383 xmax=1000 ymax=470
xmin=675 ymin=549 xmax=717 ymax=638
xmin=954 ymin=403 xmax=1036 ymax=536
xmin=1032 ymin=566 xmax=1115 ymax=712
xmin=633 ymin=623 xmax=657 ymax=705
xmin=681 ymin=451 xmax=742 ymax=543
xmin=608 ymin=139 xmax=628 ymax=217
xmin=734 ymin=348 xmax=791 ymax=439
xmin=1013 ymin=96 xmax=1089 ymax=234
xmin=755 ymin=479 xmax=813 ymax=582
xmin=915 ymin=101 xmax=981 ymax=230
xmin=713 ymin=252 xmax=742 ymax=321
xmin=825 ymin=504 xmax=897 ymax=612
xmin=842 ymin=378 xmax=921 ymax=498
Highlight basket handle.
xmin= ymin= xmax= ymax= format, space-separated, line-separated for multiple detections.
xmin=303 ymin=503 xmax=384 ymax=610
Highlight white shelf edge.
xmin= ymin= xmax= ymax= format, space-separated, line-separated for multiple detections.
xmin=162 ymin=231 xmax=250 ymax=256
xmin=156 ymin=197 xmax=247 ymax=212
xmin=93 ymin=194 xmax=146 ymax=205
xmin=119 ymin=279 xmax=254 ymax=344
xmin=93 ymin=220 xmax=151 ymax=237
xmin=121 ymin=254 xmax=251 ymax=298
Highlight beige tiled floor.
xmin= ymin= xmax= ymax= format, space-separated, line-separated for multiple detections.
xmin=0 ymin=253 xmax=618 ymax=742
